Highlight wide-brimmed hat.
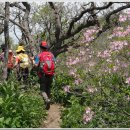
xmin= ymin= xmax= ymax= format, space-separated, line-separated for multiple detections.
xmin=40 ymin=41 xmax=49 ymax=49
xmin=16 ymin=46 xmax=25 ymax=53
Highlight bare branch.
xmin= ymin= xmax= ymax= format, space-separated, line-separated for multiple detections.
xmin=61 ymin=20 xmax=96 ymax=41
xmin=96 ymin=3 xmax=130 ymax=38
xmin=13 ymin=25 xmax=20 ymax=41
xmin=10 ymin=2 xmax=26 ymax=12
xmin=67 ymin=2 xmax=113 ymax=35
xmin=0 ymin=15 xmax=27 ymax=44
xmin=105 ymin=3 xmax=130 ymax=23
xmin=22 ymin=2 xmax=30 ymax=30
xmin=49 ymin=2 xmax=61 ymax=41
xmin=0 ymin=25 xmax=4 ymax=34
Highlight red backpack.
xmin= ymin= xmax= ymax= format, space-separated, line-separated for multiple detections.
xmin=39 ymin=52 xmax=55 ymax=76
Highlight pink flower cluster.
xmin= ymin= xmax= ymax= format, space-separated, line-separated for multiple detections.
xmin=74 ymin=78 xmax=83 ymax=85
xmin=125 ymin=77 xmax=130 ymax=84
xmin=79 ymin=50 xmax=86 ymax=56
xmin=126 ymin=10 xmax=130 ymax=19
xmin=69 ymin=68 xmax=77 ymax=77
xmin=83 ymin=27 xmax=99 ymax=43
xmin=106 ymin=58 xmax=112 ymax=63
xmin=86 ymin=86 xmax=97 ymax=93
xmin=108 ymin=26 xmax=130 ymax=38
xmin=83 ymin=107 xmax=94 ymax=124
xmin=63 ymin=85 xmax=70 ymax=93
xmin=119 ymin=11 xmax=130 ymax=22
xmin=110 ymin=41 xmax=128 ymax=51
xmin=121 ymin=63 xmax=128 ymax=68
xmin=97 ymin=50 xmax=111 ymax=58
xmin=112 ymin=66 xmax=118 ymax=72
xmin=127 ymin=52 xmax=130 ymax=56
xmin=119 ymin=14 xmax=127 ymax=22
xmin=89 ymin=61 xmax=96 ymax=67
xmin=98 ymin=40 xmax=128 ymax=59
xmin=66 ymin=57 xmax=80 ymax=66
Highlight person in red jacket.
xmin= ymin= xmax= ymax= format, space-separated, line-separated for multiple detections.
xmin=7 ymin=49 xmax=15 ymax=80
xmin=34 ymin=41 xmax=55 ymax=110
xmin=0 ymin=45 xmax=14 ymax=80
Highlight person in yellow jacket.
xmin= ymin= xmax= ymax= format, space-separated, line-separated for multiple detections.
xmin=14 ymin=45 xmax=30 ymax=88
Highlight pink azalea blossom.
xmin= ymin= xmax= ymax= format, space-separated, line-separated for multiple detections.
xmin=85 ymin=107 xmax=91 ymax=114
xmin=110 ymin=41 xmax=128 ymax=51
xmin=127 ymin=52 xmax=130 ymax=56
xmin=86 ymin=86 xmax=97 ymax=93
xmin=69 ymin=69 xmax=77 ymax=77
xmin=83 ymin=107 xmax=94 ymax=124
xmin=121 ymin=63 xmax=128 ymax=68
xmin=124 ymin=72 xmax=129 ymax=77
xmin=119 ymin=14 xmax=127 ymax=22
xmin=126 ymin=77 xmax=130 ymax=84
xmin=113 ymin=66 xmax=118 ymax=72
xmin=97 ymin=50 xmax=111 ymax=58
xmin=109 ymin=26 xmax=130 ymax=38
xmin=83 ymin=27 xmax=99 ymax=43
xmin=79 ymin=50 xmax=86 ymax=56
xmin=74 ymin=78 xmax=83 ymax=85
xmin=106 ymin=58 xmax=112 ymax=63
xmin=63 ymin=85 xmax=70 ymax=92
xmin=89 ymin=61 xmax=96 ymax=67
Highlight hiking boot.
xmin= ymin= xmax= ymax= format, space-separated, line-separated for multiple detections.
xmin=45 ymin=99 xmax=51 ymax=110
xmin=45 ymin=102 xmax=50 ymax=110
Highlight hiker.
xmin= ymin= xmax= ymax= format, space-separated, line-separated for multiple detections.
xmin=6 ymin=49 xmax=15 ymax=80
xmin=0 ymin=44 xmax=5 ymax=62
xmin=13 ymin=45 xmax=30 ymax=88
xmin=33 ymin=41 xmax=55 ymax=110
xmin=0 ymin=45 xmax=5 ymax=75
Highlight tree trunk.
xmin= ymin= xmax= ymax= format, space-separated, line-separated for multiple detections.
xmin=3 ymin=2 xmax=10 ymax=80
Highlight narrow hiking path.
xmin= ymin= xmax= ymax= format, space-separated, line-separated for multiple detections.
xmin=41 ymin=104 xmax=62 ymax=128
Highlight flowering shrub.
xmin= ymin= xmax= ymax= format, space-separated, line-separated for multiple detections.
xmin=60 ymin=96 xmax=85 ymax=128
xmin=59 ymin=71 xmax=130 ymax=128
xmin=51 ymin=71 xmax=75 ymax=105
xmin=83 ymin=27 xmax=99 ymax=43
xmin=83 ymin=107 xmax=94 ymax=125
xmin=53 ymin=10 xmax=130 ymax=128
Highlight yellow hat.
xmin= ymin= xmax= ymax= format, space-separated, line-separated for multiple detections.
xmin=16 ymin=46 xmax=25 ymax=52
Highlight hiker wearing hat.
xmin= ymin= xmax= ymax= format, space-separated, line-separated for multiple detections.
xmin=0 ymin=44 xmax=15 ymax=80
xmin=6 ymin=49 xmax=15 ymax=80
xmin=14 ymin=45 xmax=30 ymax=88
xmin=34 ymin=41 xmax=55 ymax=110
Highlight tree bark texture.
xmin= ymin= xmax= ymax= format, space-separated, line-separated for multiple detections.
xmin=3 ymin=2 xmax=10 ymax=80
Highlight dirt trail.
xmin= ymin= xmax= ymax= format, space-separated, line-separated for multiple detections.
xmin=41 ymin=104 xmax=62 ymax=128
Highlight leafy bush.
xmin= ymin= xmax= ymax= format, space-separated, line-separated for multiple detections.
xmin=60 ymin=96 xmax=85 ymax=128
xmin=0 ymin=80 xmax=46 ymax=128
xmin=60 ymin=72 xmax=130 ymax=128
xmin=51 ymin=72 xmax=74 ymax=105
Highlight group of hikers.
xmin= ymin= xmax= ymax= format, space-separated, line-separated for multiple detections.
xmin=0 ymin=41 xmax=55 ymax=110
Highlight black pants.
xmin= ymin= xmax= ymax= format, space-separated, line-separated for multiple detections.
xmin=39 ymin=74 xmax=53 ymax=101
xmin=17 ymin=67 xmax=29 ymax=85
xmin=6 ymin=68 xmax=12 ymax=80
